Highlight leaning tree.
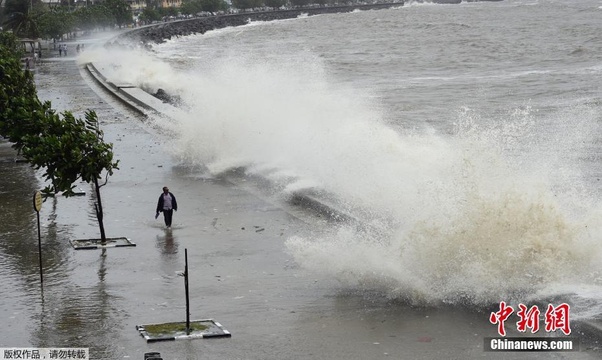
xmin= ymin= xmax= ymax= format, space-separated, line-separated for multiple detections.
xmin=0 ymin=32 xmax=119 ymax=243
xmin=22 ymin=109 xmax=119 ymax=243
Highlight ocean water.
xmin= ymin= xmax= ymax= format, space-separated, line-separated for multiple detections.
xmin=86 ymin=0 xmax=602 ymax=319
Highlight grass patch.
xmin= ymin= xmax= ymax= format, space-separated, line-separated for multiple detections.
xmin=143 ymin=322 xmax=208 ymax=336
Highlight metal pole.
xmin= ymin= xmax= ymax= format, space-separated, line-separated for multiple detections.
xmin=184 ymin=248 xmax=190 ymax=334
xmin=37 ymin=211 xmax=43 ymax=285
xmin=33 ymin=191 xmax=43 ymax=287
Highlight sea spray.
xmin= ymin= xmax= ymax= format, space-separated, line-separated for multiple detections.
xmin=286 ymin=104 xmax=602 ymax=309
xmin=83 ymin=32 xmax=602 ymax=314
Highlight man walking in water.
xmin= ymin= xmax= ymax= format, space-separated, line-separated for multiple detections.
xmin=156 ymin=186 xmax=178 ymax=228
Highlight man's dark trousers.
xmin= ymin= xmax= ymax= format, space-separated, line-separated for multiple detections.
xmin=163 ymin=209 xmax=174 ymax=227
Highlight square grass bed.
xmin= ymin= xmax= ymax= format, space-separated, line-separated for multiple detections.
xmin=70 ymin=237 xmax=136 ymax=250
xmin=136 ymin=320 xmax=231 ymax=342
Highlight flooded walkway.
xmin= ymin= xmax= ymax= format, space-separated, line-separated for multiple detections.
xmin=1 ymin=36 xmax=601 ymax=360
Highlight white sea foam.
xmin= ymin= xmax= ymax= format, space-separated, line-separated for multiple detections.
xmin=286 ymin=102 xmax=602 ymax=307
xmin=85 ymin=33 xmax=602 ymax=315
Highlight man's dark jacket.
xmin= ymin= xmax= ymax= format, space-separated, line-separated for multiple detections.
xmin=156 ymin=192 xmax=178 ymax=213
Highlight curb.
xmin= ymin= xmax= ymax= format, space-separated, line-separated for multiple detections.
xmin=136 ymin=319 xmax=231 ymax=342
xmin=85 ymin=63 xmax=153 ymax=116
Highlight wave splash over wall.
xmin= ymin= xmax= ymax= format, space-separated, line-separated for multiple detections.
xmin=85 ymin=44 xmax=602 ymax=317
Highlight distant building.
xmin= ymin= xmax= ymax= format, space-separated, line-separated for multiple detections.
xmin=127 ymin=0 xmax=146 ymax=12
xmin=161 ymin=0 xmax=182 ymax=8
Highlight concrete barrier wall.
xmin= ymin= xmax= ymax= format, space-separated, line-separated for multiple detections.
xmin=113 ymin=3 xmax=405 ymax=45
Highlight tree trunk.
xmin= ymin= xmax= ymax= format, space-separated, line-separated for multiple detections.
xmin=94 ymin=177 xmax=107 ymax=243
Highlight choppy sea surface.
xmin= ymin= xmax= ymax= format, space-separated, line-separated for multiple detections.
xmin=4 ymin=1 xmax=602 ymax=358
xmin=91 ymin=0 xmax=602 ymax=316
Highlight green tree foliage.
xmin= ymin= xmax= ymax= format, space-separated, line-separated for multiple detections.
xmin=200 ymin=0 xmax=228 ymax=14
xmin=289 ymin=0 xmax=311 ymax=7
xmin=0 ymin=32 xmax=42 ymax=151
xmin=144 ymin=0 xmax=162 ymax=10
xmin=0 ymin=31 xmax=119 ymax=241
xmin=60 ymin=0 xmax=75 ymax=7
xmin=37 ymin=8 xmax=74 ymax=40
xmin=22 ymin=110 xmax=119 ymax=196
xmin=23 ymin=109 xmax=119 ymax=244
xmin=264 ymin=0 xmax=286 ymax=10
xmin=159 ymin=6 xmax=178 ymax=18
xmin=231 ymin=0 xmax=263 ymax=11
xmin=138 ymin=7 xmax=161 ymax=23
xmin=73 ymin=5 xmax=115 ymax=32
xmin=93 ymin=5 xmax=117 ymax=30
xmin=180 ymin=0 xmax=203 ymax=15
xmin=73 ymin=6 xmax=96 ymax=32
xmin=2 ymin=0 xmax=42 ymax=38
xmin=104 ymin=0 xmax=132 ymax=28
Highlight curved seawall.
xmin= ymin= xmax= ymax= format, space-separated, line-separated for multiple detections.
xmin=114 ymin=3 xmax=405 ymax=45
xmin=88 ymin=0 xmax=510 ymax=224
xmin=108 ymin=0 xmax=504 ymax=46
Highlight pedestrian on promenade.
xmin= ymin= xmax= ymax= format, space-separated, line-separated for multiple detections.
xmin=58 ymin=44 xmax=62 ymax=57
xmin=156 ymin=186 xmax=178 ymax=228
